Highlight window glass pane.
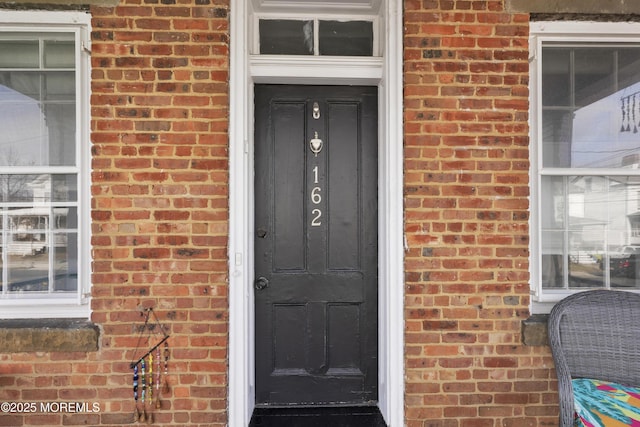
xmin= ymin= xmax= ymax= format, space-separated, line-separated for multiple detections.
xmin=541 ymin=175 xmax=567 ymax=289
xmin=46 ymin=72 xmax=75 ymax=100
xmin=541 ymin=175 xmax=640 ymax=289
xmin=609 ymin=245 xmax=640 ymax=288
xmin=319 ymin=20 xmax=373 ymax=56
xmin=619 ymin=47 xmax=640 ymax=89
xmin=6 ymin=205 xmax=49 ymax=292
xmin=542 ymin=44 xmax=640 ymax=169
xmin=540 ymin=175 xmax=564 ymax=229
xmin=542 ymin=48 xmax=570 ymax=107
xmin=53 ymin=231 xmax=76 ymax=292
xmin=56 ymin=206 xmax=77 ymax=231
xmin=0 ymin=175 xmax=38 ymax=202
xmin=1 ymin=205 xmax=77 ymax=293
xmin=0 ymin=174 xmax=77 ymax=203
xmin=259 ymin=20 xmax=314 ymax=55
xmin=44 ymin=103 xmax=76 ymax=166
xmin=0 ymin=72 xmax=76 ymax=167
xmin=0 ymin=40 xmax=38 ymax=68
xmin=542 ymin=110 xmax=573 ymax=168
xmin=0 ymin=72 xmax=40 ymax=98
xmin=541 ymin=232 xmax=565 ymax=289
xmin=8 ymin=250 xmax=49 ymax=292
xmin=575 ymin=48 xmax=614 ymax=107
xmin=566 ymin=176 xmax=608 ymax=288
xmin=43 ymin=40 xmax=74 ymax=68
xmin=52 ymin=175 xmax=78 ymax=202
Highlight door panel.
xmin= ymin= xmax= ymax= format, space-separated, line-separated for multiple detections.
xmin=328 ymin=102 xmax=361 ymax=270
xmin=272 ymin=102 xmax=306 ymax=271
xmin=254 ymin=85 xmax=378 ymax=406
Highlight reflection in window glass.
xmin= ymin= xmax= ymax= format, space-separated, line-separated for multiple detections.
xmin=259 ymin=20 xmax=313 ymax=55
xmin=539 ymin=42 xmax=640 ymax=291
xmin=0 ymin=31 xmax=80 ymax=299
xmin=0 ymin=174 xmax=77 ymax=203
xmin=319 ymin=20 xmax=373 ymax=56
xmin=542 ymin=48 xmax=570 ymax=107
xmin=8 ymin=248 xmax=49 ymax=292
xmin=541 ymin=44 xmax=640 ymax=169
xmin=53 ymin=232 xmax=76 ymax=292
xmin=2 ymin=205 xmax=77 ymax=294
xmin=0 ymin=34 xmax=76 ymax=168
xmin=0 ymin=40 xmax=38 ymax=68
xmin=43 ymin=40 xmax=75 ymax=68
xmin=541 ymin=176 xmax=640 ymax=290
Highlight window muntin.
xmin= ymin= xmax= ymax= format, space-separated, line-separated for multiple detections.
xmin=532 ymin=23 xmax=640 ymax=309
xmin=0 ymin=13 xmax=90 ymax=318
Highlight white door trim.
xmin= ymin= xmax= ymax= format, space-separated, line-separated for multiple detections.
xmin=228 ymin=1 xmax=404 ymax=425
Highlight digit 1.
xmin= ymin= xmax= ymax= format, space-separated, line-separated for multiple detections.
xmin=313 ymin=166 xmax=319 ymax=184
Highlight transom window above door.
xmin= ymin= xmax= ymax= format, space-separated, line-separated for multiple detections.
xmin=250 ymin=0 xmax=382 ymax=57
xmin=258 ymin=19 xmax=375 ymax=56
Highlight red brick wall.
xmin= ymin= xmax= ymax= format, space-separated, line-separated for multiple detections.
xmin=1 ymin=0 xmax=229 ymax=426
xmin=89 ymin=0 xmax=230 ymax=424
xmin=403 ymin=1 xmax=557 ymax=425
xmin=0 ymin=0 xmax=566 ymax=426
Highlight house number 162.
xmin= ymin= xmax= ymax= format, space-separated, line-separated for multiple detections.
xmin=311 ymin=165 xmax=322 ymax=227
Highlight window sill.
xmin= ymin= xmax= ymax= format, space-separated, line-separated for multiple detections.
xmin=507 ymin=0 xmax=640 ymax=14
xmin=2 ymin=0 xmax=119 ymax=7
xmin=521 ymin=314 xmax=549 ymax=346
xmin=0 ymin=319 xmax=99 ymax=353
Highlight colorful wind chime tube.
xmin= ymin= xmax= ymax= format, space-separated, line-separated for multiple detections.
xmin=148 ymin=353 xmax=153 ymax=405
xmin=133 ymin=363 xmax=140 ymax=422
xmin=163 ymin=340 xmax=170 ymax=394
xmin=156 ymin=346 xmax=162 ymax=409
xmin=140 ymin=359 xmax=147 ymax=422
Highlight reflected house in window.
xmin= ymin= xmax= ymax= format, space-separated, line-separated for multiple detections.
xmin=0 ymin=84 xmax=67 ymax=256
xmin=0 ymin=66 xmax=76 ymax=293
xmin=5 ymin=174 xmax=69 ymax=257
xmin=540 ymin=44 xmax=640 ymax=289
xmin=571 ymin=80 xmax=640 ymax=249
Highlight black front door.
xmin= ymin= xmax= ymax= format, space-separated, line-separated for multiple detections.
xmin=254 ymin=85 xmax=378 ymax=406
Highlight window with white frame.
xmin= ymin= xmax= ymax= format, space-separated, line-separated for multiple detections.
xmin=0 ymin=11 xmax=91 ymax=318
xmin=531 ymin=22 xmax=640 ymax=311
xmin=249 ymin=0 xmax=382 ymax=58
xmin=256 ymin=18 xmax=377 ymax=56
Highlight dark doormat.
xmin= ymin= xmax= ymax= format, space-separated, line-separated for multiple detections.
xmin=249 ymin=406 xmax=388 ymax=427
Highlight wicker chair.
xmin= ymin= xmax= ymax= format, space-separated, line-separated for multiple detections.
xmin=548 ymin=289 xmax=640 ymax=427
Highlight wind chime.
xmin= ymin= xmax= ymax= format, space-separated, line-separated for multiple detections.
xmin=620 ymin=91 xmax=640 ymax=134
xmin=129 ymin=308 xmax=170 ymax=424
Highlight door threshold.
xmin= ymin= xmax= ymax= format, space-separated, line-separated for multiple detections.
xmin=249 ymin=405 xmax=387 ymax=427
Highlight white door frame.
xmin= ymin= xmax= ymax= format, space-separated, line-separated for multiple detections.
xmin=228 ymin=1 xmax=404 ymax=425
